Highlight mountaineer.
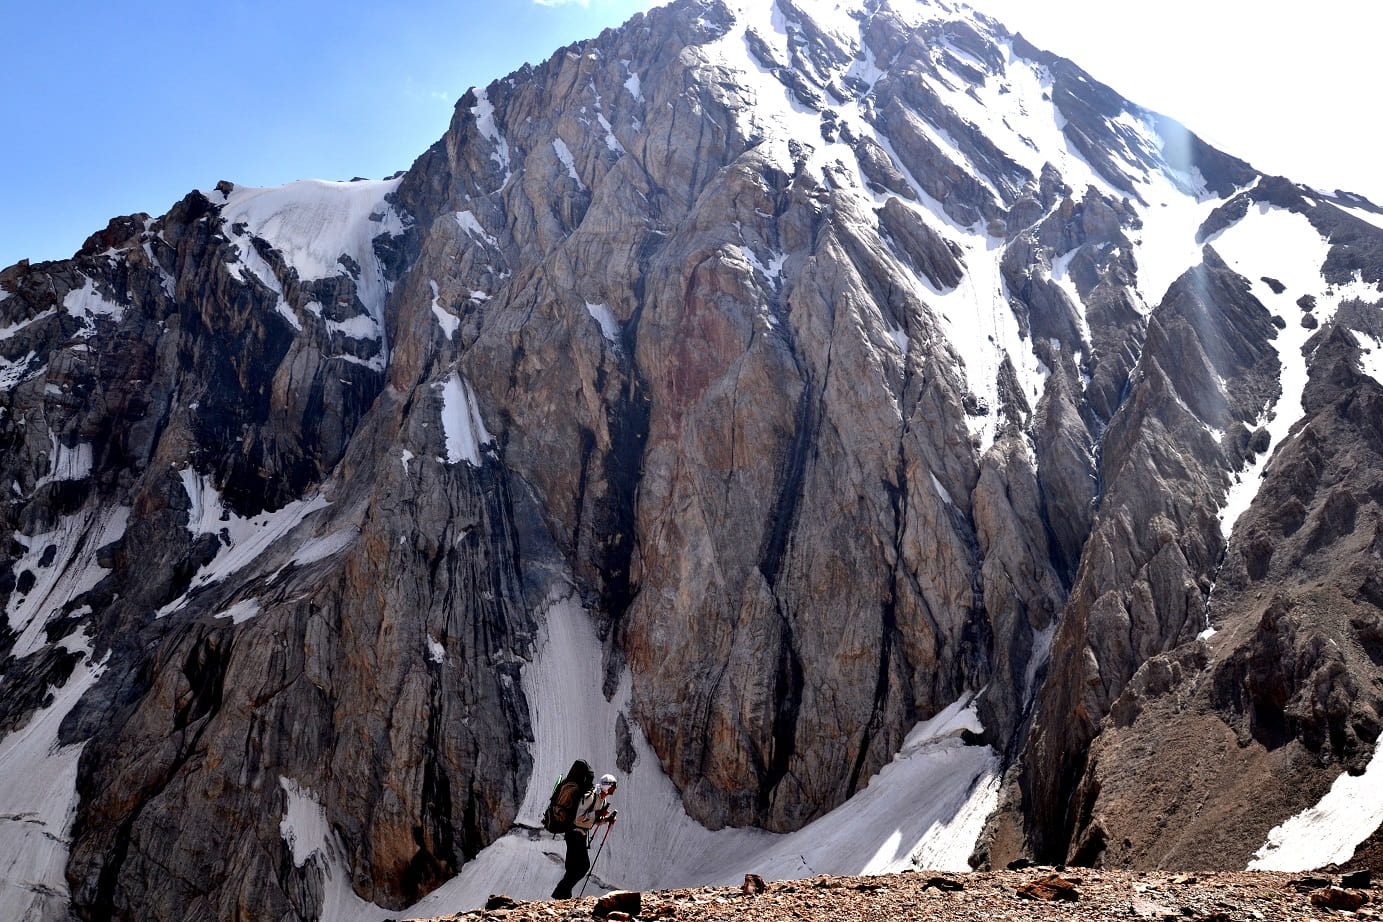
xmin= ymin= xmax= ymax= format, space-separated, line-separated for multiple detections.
xmin=547 ymin=766 xmax=619 ymax=899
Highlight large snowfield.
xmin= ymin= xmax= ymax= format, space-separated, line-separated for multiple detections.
xmin=402 ymin=591 xmax=1001 ymax=918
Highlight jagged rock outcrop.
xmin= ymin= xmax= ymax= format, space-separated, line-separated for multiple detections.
xmin=0 ymin=0 xmax=1381 ymax=919
xmin=1059 ymin=324 xmax=1383 ymax=869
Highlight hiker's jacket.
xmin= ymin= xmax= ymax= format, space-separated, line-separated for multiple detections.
xmin=572 ymin=789 xmax=611 ymax=832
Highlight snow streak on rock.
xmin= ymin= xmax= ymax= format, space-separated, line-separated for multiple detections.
xmin=1208 ymin=205 xmax=1376 ymax=540
xmin=279 ymin=778 xmax=393 ymax=922
xmin=158 ymin=471 xmax=331 ymax=615
xmin=5 ymin=507 xmax=129 ymax=658
xmin=0 ymin=642 xmax=106 ymax=922
xmin=439 ymin=373 xmax=493 ymax=466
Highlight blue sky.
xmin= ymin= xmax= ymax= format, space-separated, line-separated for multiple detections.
xmin=2 ymin=0 xmax=1378 ymax=270
xmin=0 ymin=0 xmax=648 ymax=269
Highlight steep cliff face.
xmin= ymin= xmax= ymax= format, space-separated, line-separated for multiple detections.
xmin=1 ymin=0 xmax=1381 ymax=919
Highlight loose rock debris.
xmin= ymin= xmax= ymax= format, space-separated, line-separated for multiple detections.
xmin=435 ymin=868 xmax=1378 ymax=922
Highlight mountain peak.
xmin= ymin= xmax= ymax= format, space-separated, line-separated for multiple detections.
xmin=0 ymin=1 xmax=1379 ymax=919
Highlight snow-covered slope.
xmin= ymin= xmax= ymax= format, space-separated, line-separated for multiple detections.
xmin=402 ymin=594 xmax=998 ymax=915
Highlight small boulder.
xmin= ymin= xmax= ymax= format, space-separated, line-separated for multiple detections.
xmin=594 ymin=890 xmax=642 ymax=918
xmin=484 ymin=895 xmax=519 ymax=911
xmin=1017 ymin=874 xmax=1080 ymax=901
xmin=1131 ymin=894 xmax=1177 ymax=918
xmin=923 ymin=876 xmax=965 ymax=892
xmin=1310 ymin=887 xmax=1368 ymax=911
xmin=741 ymin=874 xmax=767 ymax=895
xmin=1343 ymin=869 xmax=1373 ymax=889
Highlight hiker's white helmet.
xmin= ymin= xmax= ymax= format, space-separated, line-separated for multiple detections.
xmin=598 ymin=774 xmax=617 ymax=792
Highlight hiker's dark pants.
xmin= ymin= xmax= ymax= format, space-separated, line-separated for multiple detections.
xmin=552 ymin=828 xmax=590 ymax=899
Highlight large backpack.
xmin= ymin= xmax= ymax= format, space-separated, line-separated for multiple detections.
xmin=542 ymin=759 xmax=594 ymax=834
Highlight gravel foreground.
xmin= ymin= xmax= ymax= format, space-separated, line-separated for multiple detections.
xmin=428 ymin=868 xmax=1379 ymax=922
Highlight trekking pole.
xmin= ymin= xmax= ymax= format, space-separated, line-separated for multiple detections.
xmin=578 ymin=812 xmax=616 ymax=897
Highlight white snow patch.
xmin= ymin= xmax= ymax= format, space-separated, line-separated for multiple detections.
xmin=552 ymin=138 xmax=586 ymax=190
xmin=471 ymin=88 xmax=513 ymax=181
xmin=179 ymin=468 xmax=229 ymax=536
xmin=429 ymin=280 xmax=460 ymax=341
xmin=62 ymin=278 xmax=125 ymax=331
xmin=279 ymin=777 xmax=394 ymax=922
xmin=36 ymin=434 xmax=93 ymax=486
xmin=215 ymin=599 xmax=261 ymax=624
xmin=397 ymin=591 xmax=1000 ymax=916
xmin=596 ymin=112 xmax=624 ymax=153
xmin=143 ymin=241 xmax=177 ymax=296
xmin=0 ymin=643 xmax=106 ymax=922
xmin=1131 ymin=179 xmax=1225 ymax=315
xmin=1248 ymin=741 xmax=1383 ymax=871
xmin=1358 ymin=333 xmax=1383 ymax=386
xmin=930 ymin=472 xmax=953 ymax=506
xmin=401 ymin=449 xmax=415 ymax=474
xmin=887 ymin=324 xmax=910 ymax=355
xmin=291 ymin=528 xmax=357 ymax=568
xmin=1046 ymin=247 xmax=1090 ymax=345
xmin=427 ymin=636 xmax=446 ymax=664
xmin=218 ymin=179 xmax=403 ymax=288
xmin=325 ymin=314 xmax=381 ymax=341
xmin=276 ymin=301 xmax=303 ymax=331
xmin=585 ymin=302 xmax=621 ymax=344
xmin=336 ymin=353 xmax=386 ymax=372
xmin=434 ymin=308 xmax=461 ymax=341
xmin=0 ymin=351 xmax=42 ymax=391
xmin=439 ymin=373 xmax=492 ymax=466
xmin=0 ymin=307 xmax=56 ymax=340
xmin=739 ymin=245 xmax=787 ymax=287
xmin=623 ymin=69 xmax=642 ymax=102
xmin=1334 ymin=203 xmax=1383 ymax=233
xmin=455 ymin=211 xmax=500 ymax=248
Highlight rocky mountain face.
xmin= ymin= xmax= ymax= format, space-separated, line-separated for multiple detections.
xmin=0 ymin=0 xmax=1380 ymax=919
